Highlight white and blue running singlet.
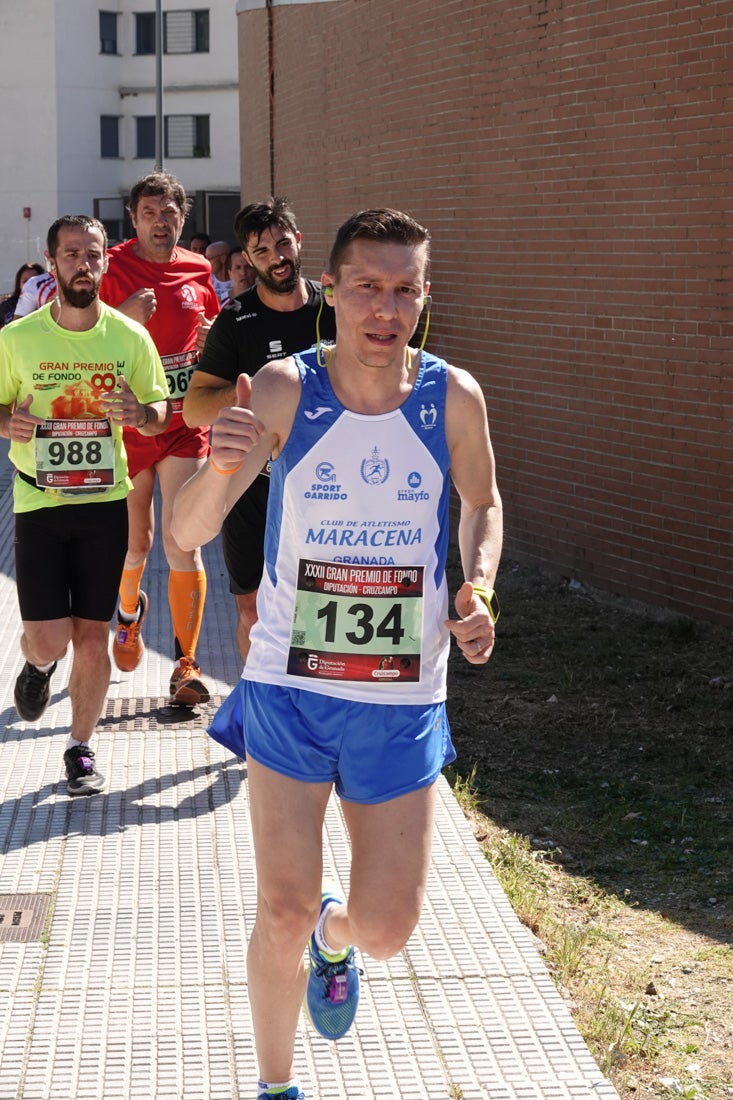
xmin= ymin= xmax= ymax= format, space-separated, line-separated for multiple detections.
xmin=242 ymin=348 xmax=453 ymax=705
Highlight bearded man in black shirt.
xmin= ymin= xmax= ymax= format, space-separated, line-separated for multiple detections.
xmin=183 ymin=197 xmax=336 ymax=660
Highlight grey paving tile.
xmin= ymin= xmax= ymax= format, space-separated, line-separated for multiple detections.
xmin=0 ymin=452 xmax=618 ymax=1099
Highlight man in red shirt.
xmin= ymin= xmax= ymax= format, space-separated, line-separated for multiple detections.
xmin=100 ymin=171 xmax=220 ymax=705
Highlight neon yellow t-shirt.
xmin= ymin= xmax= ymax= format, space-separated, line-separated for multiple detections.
xmin=0 ymin=302 xmax=168 ymax=512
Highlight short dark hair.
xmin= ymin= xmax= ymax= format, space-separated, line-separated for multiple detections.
xmin=234 ymin=196 xmax=299 ymax=252
xmin=128 ymin=171 xmax=192 ymax=218
xmin=190 ymin=231 xmax=211 ymax=246
xmin=47 ymin=215 xmax=108 ymax=258
xmin=328 ymin=208 xmax=431 ymax=279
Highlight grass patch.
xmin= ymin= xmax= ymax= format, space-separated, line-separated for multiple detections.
xmin=445 ymin=555 xmax=733 ymax=1098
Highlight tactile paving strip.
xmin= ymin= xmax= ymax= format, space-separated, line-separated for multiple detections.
xmin=0 ymin=455 xmax=619 ymax=1099
xmin=98 ymin=695 xmax=227 ymax=730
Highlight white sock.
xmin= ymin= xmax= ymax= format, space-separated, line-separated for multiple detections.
xmin=257 ymin=1080 xmax=300 ymax=1097
xmin=66 ymin=736 xmax=91 ymax=752
xmin=315 ymin=900 xmax=344 ymax=957
xmin=35 ymin=661 xmax=55 ymax=673
xmin=118 ymin=607 xmax=139 ymax=623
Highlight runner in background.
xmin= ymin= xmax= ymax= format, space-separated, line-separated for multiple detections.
xmin=188 ymin=231 xmax=211 ymax=256
xmin=100 ymin=171 xmax=219 ymax=706
xmin=0 ymin=263 xmax=45 ymax=327
xmin=206 ymin=240 xmax=234 ymax=303
xmin=0 ymin=215 xmax=169 ymax=794
xmin=222 ymin=248 xmax=257 ymax=304
xmin=183 ymin=197 xmax=336 ymax=661
xmin=12 ymin=269 xmax=57 ymax=320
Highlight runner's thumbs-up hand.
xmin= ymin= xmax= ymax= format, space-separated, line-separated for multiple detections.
xmin=235 ymin=371 xmax=252 ymax=408
xmin=446 ymin=580 xmax=496 ymax=665
xmin=9 ymin=395 xmax=44 ymax=443
xmin=209 ymin=373 xmax=263 ymax=473
xmin=194 ymin=311 xmax=214 ymax=353
xmin=100 ymin=376 xmax=143 ymax=427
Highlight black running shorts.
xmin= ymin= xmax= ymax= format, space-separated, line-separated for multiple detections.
xmin=14 ymin=499 xmax=129 ymax=622
xmin=221 ymin=474 xmax=270 ymax=595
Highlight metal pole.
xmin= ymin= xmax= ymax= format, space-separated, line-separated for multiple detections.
xmin=155 ymin=0 xmax=164 ymax=168
xmin=266 ymin=0 xmax=274 ymax=194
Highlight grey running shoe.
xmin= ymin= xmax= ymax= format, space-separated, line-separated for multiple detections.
xmin=14 ymin=661 xmax=57 ymax=721
xmin=64 ymin=745 xmax=105 ymax=797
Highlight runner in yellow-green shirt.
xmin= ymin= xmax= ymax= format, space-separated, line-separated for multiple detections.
xmin=0 ymin=214 xmax=170 ymax=796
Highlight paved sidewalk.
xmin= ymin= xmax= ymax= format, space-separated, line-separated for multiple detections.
xmin=0 ymin=448 xmax=619 ymax=1100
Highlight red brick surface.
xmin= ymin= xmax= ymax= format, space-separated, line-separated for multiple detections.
xmin=238 ymin=0 xmax=732 ymax=627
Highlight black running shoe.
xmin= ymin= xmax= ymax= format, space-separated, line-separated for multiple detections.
xmin=14 ymin=661 xmax=57 ymax=721
xmin=64 ymin=745 xmax=105 ymax=797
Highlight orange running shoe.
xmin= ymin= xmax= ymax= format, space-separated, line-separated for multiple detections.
xmin=170 ymin=656 xmax=210 ymax=707
xmin=112 ymin=592 xmax=148 ymax=672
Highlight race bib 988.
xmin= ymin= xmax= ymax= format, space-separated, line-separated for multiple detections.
xmin=34 ymin=418 xmax=115 ymax=491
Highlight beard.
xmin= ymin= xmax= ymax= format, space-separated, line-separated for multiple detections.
xmin=256 ymin=253 xmax=301 ymax=295
xmin=56 ymin=275 xmax=99 ymax=309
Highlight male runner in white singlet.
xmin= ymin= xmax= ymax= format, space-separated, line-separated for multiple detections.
xmin=172 ymin=208 xmax=503 ymax=1100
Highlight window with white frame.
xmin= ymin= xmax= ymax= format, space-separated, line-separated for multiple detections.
xmin=135 ymin=12 xmax=156 ymax=55
xmin=94 ymin=197 xmax=127 ymax=244
xmin=166 ymin=115 xmax=210 ymax=158
xmin=136 ymin=115 xmax=210 ymax=159
xmin=135 ymin=10 xmax=210 ymax=55
xmin=136 ymin=117 xmax=156 ymax=158
xmin=99 ymin=11 xmax=118 ymax=54
xmin=100 ymin=115 xmax=120 ymax=158
xmin=165 ymin=10 xmax=209 ymax=53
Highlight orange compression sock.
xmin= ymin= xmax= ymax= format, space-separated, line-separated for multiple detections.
xmin=119 ymin=561 xmax=147 ymax=617
xmin=168 ymin=569 xmax=207 ymax=660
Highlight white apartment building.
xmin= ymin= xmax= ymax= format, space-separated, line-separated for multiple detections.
xmin=0 ymin=0 xmax=241 ymax=292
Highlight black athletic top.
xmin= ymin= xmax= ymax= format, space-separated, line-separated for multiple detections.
xmin=195 ymin=278 xmax=336 ymax=593
xmin=195 ymin=279 xmax=336 ymax=382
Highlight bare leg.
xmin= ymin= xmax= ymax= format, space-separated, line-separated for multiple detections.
xmin=21 ymin=616 xmax=112 ymax=742
xmin=67 ymin=618 xmax=112 ymax=741
xmin=234 ymin=589 xmax=259 ymax=662
xmin=21 ymin=620 xmax=70 ymax=669
xmin=246 ymin=757 xmax=331 ymax=1084
xmin=157 ymin=454 xmax=206 ymax=572
xmin=326 ymin=783 xmax=437 ymax=960
xmin=124 ymin=466 xmax=156 ymax=570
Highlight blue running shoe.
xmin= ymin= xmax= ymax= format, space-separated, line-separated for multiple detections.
xmin=304 ymin=890 xmax=361 ymax=1040
xmin=257 ymin=1087 xmax=305 ymax=1100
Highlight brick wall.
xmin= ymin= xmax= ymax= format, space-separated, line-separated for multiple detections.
xmin=238 ymin=0 xmax=732 ymax=627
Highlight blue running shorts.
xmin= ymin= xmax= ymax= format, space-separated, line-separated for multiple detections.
xmin=208 ymin=680 xmax=456 ymax=805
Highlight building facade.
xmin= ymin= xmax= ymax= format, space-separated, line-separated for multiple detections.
xmin=0 ymin=0 xmax=241 ymax=289
xmin=235 ymin=0 xmax=731 ymax=628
